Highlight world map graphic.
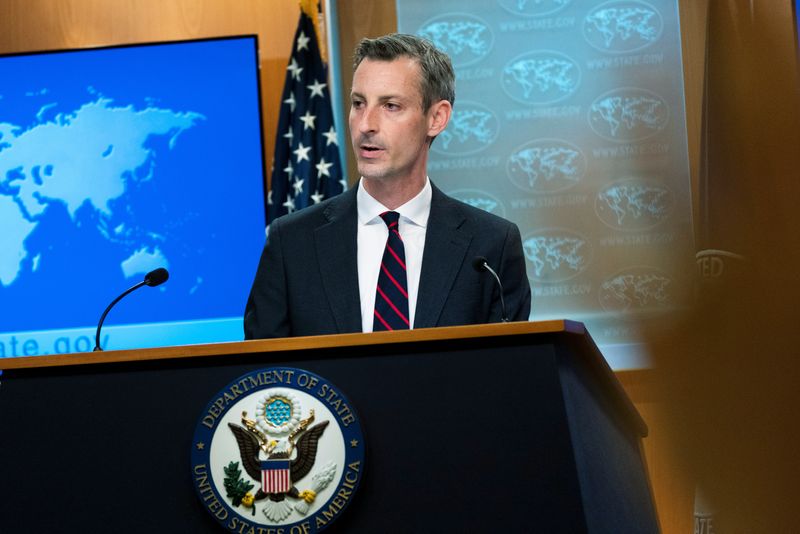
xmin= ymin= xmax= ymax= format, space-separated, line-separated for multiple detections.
xmin=1 ymin=96 xmax=204 ymax=289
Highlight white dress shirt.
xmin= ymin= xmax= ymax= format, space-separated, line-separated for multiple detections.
xmin=357 ymin=178 xmax=432 ymax=332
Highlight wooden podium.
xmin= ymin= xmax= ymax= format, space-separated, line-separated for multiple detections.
xmin=0 ymin=321 xmax=658 ymax=533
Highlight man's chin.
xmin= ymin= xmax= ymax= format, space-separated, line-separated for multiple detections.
xmin=357 ymin=163 xmax=391 ymax=181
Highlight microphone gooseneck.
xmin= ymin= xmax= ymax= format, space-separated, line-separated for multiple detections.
xmin=93 ymin=268 xmax=170 ymax=351
xmin=472 ymin=256 xmax=509 ymax=323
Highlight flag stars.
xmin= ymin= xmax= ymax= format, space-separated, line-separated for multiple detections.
xmin=283 ymin=93 xmax=296 ymax=113
xmin=269 ymin=18 xmax=345 ymax=223
xmin=299 ymin=110 xmax=317 ymax=130
xmin=307 ymin=79 xmax=327 ymax=99
xmin=293 ymin=142 xmax=311 ymax=163
xmin=316 ymin=157 xmax=333 ymax=178
xmin=287 ymin=57 xmax=303 ymax=81
xmin=296 ymin=31 xmax=311 ymax=51
xmin=322 ymin=125 xmax=338 ymax=146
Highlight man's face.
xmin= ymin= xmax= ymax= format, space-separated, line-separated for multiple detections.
xmin=349 ymin=57 xmax=435 ymax=183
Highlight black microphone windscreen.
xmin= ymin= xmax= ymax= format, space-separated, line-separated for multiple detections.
xmin=144 ymin=267 xmax=169 ymax=287
xmin=472 ymin=256 xmax=488 ymax=272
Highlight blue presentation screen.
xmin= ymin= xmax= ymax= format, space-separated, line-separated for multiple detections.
xmin=0 ymin=36 xmax=267 ymax=356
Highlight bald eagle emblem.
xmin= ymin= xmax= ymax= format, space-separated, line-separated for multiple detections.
xmin=226 ymin=389 xmax=336 ymax=522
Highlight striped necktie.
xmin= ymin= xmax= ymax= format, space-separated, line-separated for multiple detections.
xmin=373 ymin=211 xmax=410 ymax=331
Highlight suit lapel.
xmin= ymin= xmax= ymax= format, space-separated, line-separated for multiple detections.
xmin=314 ymin=188 xmax=363 ymax=333
xmin=414 ymin=185 xmax=472 ymax=328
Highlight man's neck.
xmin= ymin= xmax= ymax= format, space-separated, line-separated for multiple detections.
xmin=361 ymin=174 xmax=427 ymax=210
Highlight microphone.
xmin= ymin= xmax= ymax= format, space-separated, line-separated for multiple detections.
xmin=93 ymin=268 xmax=169 ymax=351
xmin=472 ymin=256 xmax=509 ymax=323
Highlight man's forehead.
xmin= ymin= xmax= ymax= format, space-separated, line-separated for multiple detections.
xmin=351 ymin=57 xmax=422 ymax=97
xmin=353 ymin=56 xmax=420 ymax=77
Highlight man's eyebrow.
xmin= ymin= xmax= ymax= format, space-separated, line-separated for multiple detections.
xmin=350 ymin=91 xmax=409 ymax=102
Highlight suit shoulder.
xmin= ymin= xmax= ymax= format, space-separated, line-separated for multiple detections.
xmin=270 ymin=190 xmax=353 ymax=231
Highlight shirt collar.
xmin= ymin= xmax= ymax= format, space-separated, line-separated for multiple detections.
xmin=356 ymin=177 xmax=432 ymax=228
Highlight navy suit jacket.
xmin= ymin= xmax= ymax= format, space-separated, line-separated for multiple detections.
xmin=244 ymin=183 xmax=531 ymax=339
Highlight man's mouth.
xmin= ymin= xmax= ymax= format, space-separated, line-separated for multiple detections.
xmin=359 ymin=144 xmax=384 ymax=158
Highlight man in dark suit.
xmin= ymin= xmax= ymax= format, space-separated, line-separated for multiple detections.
xmin=244 ymin=33 xmax=530 ymax=339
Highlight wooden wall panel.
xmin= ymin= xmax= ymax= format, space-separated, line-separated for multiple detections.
xmin=0 ymin=0 xmax=301 ymax=192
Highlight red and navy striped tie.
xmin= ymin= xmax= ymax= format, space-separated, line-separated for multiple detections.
xmin=373 ymin=211 xmax=410 ymax=331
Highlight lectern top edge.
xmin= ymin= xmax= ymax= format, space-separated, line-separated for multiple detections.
xmin=1 ymin=319 xmax=583 ymax=370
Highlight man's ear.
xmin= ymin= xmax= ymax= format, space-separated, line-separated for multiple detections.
xmin=427 ymin=99 xmax=452 ymax=138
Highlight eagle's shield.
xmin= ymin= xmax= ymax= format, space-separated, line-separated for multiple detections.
xmin=261 ymin=459 xmax=292 ymax=493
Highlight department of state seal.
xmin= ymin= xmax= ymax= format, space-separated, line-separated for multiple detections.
xmin=191 ymin=367 xmax=365 ymax=532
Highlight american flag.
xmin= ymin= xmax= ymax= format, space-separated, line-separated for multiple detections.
xmin=267 ymin=3 xmax=345 ymax=225
xmin=261 ymin=459 xmax=292 ymax=493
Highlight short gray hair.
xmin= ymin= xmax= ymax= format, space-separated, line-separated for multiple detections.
xmin=353 ymin=33 xmax=455 ymax=111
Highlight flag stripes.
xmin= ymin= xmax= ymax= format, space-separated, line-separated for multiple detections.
xmin=261 ymin=460 xmax=292 ymax=493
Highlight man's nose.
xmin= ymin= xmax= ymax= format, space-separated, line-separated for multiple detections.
xmin=357 ymin=105 xmax=378 ymax=134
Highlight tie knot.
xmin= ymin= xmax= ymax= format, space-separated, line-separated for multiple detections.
xmin=379 ymin=211 xmax=400 ymax=228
